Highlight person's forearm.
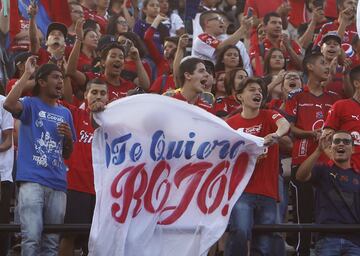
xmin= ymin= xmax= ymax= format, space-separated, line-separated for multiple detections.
xmin=296 ymin=148 xmax=321 ymax=181
xmin=29 ymin=16 xmax=39 ymax=54
xmin=0 ymin=0 xmax=10 ymax=34
xmin=217 ymin=28 xmax=243 ymax=51
xmin=144 ymin=27 xmax=162 ymax=64
xmin=66 ymin=39 xmax=81 ymax=77
xmin=337 ymin=21 xmax=346 ymax=40
xmin=4 ymin=72 xmax=31 ymax=113
xmin=135 ymin=59 xmax=150 ymax=90
xmin=0 ymin=130 xmax=12 ymax=152
xmin=122 ymin=4 xmax=135 ymax=29
xmin=285 ymin=45 xmax=303 ymax=69
xmin=173 ymin=47 xmax=185 ymax=88
xmin=298 ymin=21 xmax=316 ymax=49
xmin=275 ymin=118 xmax=290 ymax=137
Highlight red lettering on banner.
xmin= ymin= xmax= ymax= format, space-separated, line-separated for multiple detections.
xmin=144 ymin=160 xmax=171 ymax=213
xmin=159 ymin=162 xmax=212 ymax=225
xmin=110 ymin=153 xmax=250 ymax=224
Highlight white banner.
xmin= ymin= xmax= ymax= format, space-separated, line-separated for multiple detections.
xmin=89 ymin=94 xmax=264 ymax=256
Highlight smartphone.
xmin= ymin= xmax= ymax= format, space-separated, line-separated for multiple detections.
xmin=247 ymin=7 xmax=253 ymax=18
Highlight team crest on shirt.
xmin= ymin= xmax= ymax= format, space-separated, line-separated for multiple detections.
xmin=244 ymin=124 xmax=262 ymax=135
xmin=316 ymin=111 xmax=323 ymax=119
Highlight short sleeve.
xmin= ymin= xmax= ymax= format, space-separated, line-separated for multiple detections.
xmin=18 ymin=97 xmax=32 ymax=124
xmin=309 ymin=164 xmax=324 ymax=185
xmin=324 ymin=102 xmax=340 ymax=130
xmin=284 ymin=96 xmax=298 ymax=123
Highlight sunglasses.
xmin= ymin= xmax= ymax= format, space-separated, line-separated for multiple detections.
xmin=332 ymin=138 xmax=352 ymax=145
xmin=207 ymin=16 xmax=224 ymax=23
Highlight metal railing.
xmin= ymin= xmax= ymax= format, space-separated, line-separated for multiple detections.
xmin=0 ymin=224 xmax=360 ymax=233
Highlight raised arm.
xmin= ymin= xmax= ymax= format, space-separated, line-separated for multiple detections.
xmin=296 ymin=135 xmax=329 ymax=181
xmin=65 ymin=18 xmax=87 ymax=89
xmin=173 ymin=33 xmax=189 ymax=88
xmin=145 ymin=15 xmax=168 ymax=65
xmin=0 ymin=0 xmax=9 ymax=35
xmin=129 ymin=46 xmax=150 ymax=90
xmin=28 ymin=4 xmax=40 ymax=54
xmin=4 ymin=56 xmax=37 ymax=116
xmin=120 ymin=0 xmax=135 ymax=29
xmin=263 ymin=116 xmax=290 ymax=147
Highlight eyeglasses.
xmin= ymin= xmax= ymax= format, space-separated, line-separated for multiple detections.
xmin=332 ymin=138 xmax=352 ymax=145
xmin=207 ymin=16 xmax=224 ymax=23
xmin=117 ymin=20 xmax=128 ymax=26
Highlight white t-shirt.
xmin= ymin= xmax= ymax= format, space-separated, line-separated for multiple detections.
xmin=0 ymin=95 xmax=14 ymax=182
xmin=192 ymin=33 xmax=220 ymax=64
xmin=162 ymin=11 xmax=185 ymax=37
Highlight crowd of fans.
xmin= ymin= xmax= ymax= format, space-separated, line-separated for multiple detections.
xmin=0 ymin=0 xmax=360 ymax=255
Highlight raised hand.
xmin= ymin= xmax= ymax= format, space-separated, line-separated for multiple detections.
xmin=178 ymin=34 xmax=189 ymax=49
xmin=24 ymin=56 xmax=37 ymax=75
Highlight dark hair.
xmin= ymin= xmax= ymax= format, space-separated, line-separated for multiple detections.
xmin=234 ymin=77 xmax=268 ymax=103
xmin=215 ymin=45 xmax=243 ymax=72
xmin=100 ymin=43 xmax=125 ymax=61
xmin=81 ymin=28 xmax=97 ymax=51
xmin=263 ymin=48 xmax=286 ymax=75
xmin=224 ymin=67 xmax=248 ymax=96
xmin=263 ymin=12 xmax=281 ymax=25
xmin=199 ymin=10 xmax=220 ymax=30
xmin=84 ymin=19 xmax=99 ymax=31
xmin=141 ymin=0 xmax=158 ymax=19
xmin=213 ymin=71 xmax=226 ymax=95
xmin=106 ymin=13 xmax=127 ymax=36
xmin=178 ymin=57 xmax=204 ymax=86
xmin=349 ymin=65 xmax=360 ymax=84
xmin=118 ymin=32 xmax=148 ymax=58
xmin=302 ymin=51 xmax=323 ymax=74
xmin=85 ymin=78 xmax=108 ymax=92
xmin=33 ymin=64 xmax=62 ymax=96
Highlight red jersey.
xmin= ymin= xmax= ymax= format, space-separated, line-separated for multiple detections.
xmin=6 ymin=79 xmax=32 ymax=97
xmin=327 ymin=67 xmax=346 ymax=99
xmin=314 ymin=21 xmax=357 ymax=48
xmin=226 ymin=109 xmax=283 ymax=199
xmin=77 ymin=52 xmax=94 ymax=72
xmin=250 ymin=38 xmax=302 ymax=71
xmin=144 ymin=27 xmax=171 ymax=76
xmin=284 ymin=86 xmax=339 ymax=165
xmin=170 ymin=91 xmax=214 ymax=113
xmin=149 ymin=74 xmax=175 ymax=94
xmin=213 ymin=96 xmax=240 ymax=117
xmin=244 ymin=0 xmax=284 ymax=18
xmin=85 ymin=72 xmax=136 ymax=101
xmin=324 ymin=99 xmax=360 ymax=172
xmin=36 ymin=46 xmax=72 ymax=66
xmin=62 ymin=102 xmax=95 ymax=194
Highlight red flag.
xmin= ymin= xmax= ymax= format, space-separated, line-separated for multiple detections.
xmin=9 ymin=0 xmax=21 ymax=42
xmin=40 ymin=0 xmax=71 ymax=27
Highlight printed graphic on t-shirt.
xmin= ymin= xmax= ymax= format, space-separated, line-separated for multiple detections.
xmin=33 ymin=110 xmax=65 ymax=168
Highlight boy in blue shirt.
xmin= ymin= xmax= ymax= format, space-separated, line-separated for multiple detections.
xmin=4 ymin=58 xmax=76 ymax=256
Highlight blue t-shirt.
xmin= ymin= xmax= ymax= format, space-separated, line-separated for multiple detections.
xmin=16 ymin=97 xmax=76 ymax=192
xmin=311 ymin=163 xmax=360 ymax=244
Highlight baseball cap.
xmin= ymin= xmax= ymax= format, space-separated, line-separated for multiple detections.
xmin=46 ymin=22 xmax=68 ymax=40
xmin=321 ymin=32 xmax=341 ymax=45
xmin=97 ymin=35 xmax=117 ymax=51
